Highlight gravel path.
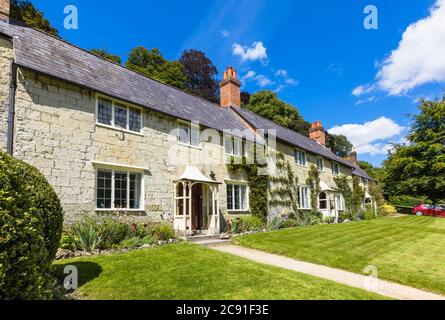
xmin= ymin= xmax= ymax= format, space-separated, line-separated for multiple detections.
xmin=213 ymin=244 xmax=445 ymax=300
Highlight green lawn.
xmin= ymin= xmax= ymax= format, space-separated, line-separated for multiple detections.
xmin=234 ymin=216 xmax=445 ymax=295
xmin=53 ymin=242 xmax=386 ymax=300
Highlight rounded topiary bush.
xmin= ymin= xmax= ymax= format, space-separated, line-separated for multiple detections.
xmin=0 ymin=151 xmax=63 ymax=299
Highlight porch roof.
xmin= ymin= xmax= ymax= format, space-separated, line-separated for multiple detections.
xmin=176 ymin=166 xmax=222 ymax=184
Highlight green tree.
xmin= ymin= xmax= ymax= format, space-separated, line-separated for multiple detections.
xmin=126 ymin=47 xmax=186 ymax=89
xmin=179 ymin=49 xmax=219 ymax=103
xmin=90 ymin=48 xmax=122 ymax=64
xmin=357 ymin=160 xmax=386 ymax=182
xmin=10 ymin=0 xmax=59 ymax=37
xmin=383 ymin=97 xmax=445 ymax=202
xmin=244 ymin=90 xmax=311 ymax=136
xmin=326 ymin=133 xmax=353 ymax=157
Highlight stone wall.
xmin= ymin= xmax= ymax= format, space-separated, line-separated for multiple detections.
xmin=12 ymin=67 xmax=248 ymax=224
xmin=0 ymin=36 xmax=13 ymax=152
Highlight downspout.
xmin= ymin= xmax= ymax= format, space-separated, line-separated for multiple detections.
xmin=6 ymin=59 xmax=17 ymax=155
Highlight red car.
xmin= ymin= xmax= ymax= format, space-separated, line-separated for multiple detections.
xmin=412 ymin=204 xmax=445 ymax=217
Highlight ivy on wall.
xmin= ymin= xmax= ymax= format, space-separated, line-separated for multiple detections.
xmin=334 ymin=174 xmax=365 ymax=219
xmin=227 ymin=156 xmax=268 ymax=222
xmin=306 ymin=164 xmax=321 ymax=213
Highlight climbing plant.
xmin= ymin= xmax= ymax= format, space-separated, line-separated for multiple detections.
xmin=306 ymin=164 xmax=321 ymax=212
xmin=334 ymin=175 xmax=365 ymax=220
xmin=227 ymin=154 xmax=268 ymax=222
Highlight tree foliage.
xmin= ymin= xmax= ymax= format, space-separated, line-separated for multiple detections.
xmin=244 ymin=90 xmax=311 ymax=136
xmin=179 ymin=49 xmax=219 ymax=103
xmin=10 ymin=0 xmax=59 ymax=37
xmin=357 ymin=160 xmax=386 ymax=182
xmin=383 ymin=97 xmax=445 ymax=202
xmin=326 ymin=133 xmax=353 ymax=158
xmin=126 ymin=47 xmax=186 ymax=89
xmin=90 ymin=48 xmax=122 ymax=64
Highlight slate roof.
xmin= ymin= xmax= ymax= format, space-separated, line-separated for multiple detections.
xmin=0 ymin=20 xmax=373 ymax=180
xmin=350 ymin=163 xmax=375 ymax=181
xmin=0 ymin=20 xmax=255 ymax=141
xmin=232 ymin=107 xmax=356 ymax=169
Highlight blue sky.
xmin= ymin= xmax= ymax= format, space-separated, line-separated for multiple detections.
xmin=32 ymin=0 xmax=445 ymax=166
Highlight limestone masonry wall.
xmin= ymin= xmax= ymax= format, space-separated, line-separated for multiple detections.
xmin=0 ymin=37 xmax=13 ymax=152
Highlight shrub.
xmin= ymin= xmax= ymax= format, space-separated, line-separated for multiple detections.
xmin=363 ymin=208 xmax=377 ymax=220
xmin=389 ymin=195 xmax=432 ymax=207
xmin=120 ymin=235 xmax=156 ymax=249
xmin=267 ymin=217 xmax=284 ymax=230
xmin=72 ymin=217 xmax=102 ymax=252
xmin=152 ymin=223 xmax=176 ymax=241
xmin=59 ymin=229 xmax=77 ymax=250
xmin=98 ymin=218 xmax=132 ymax=249
xmin=281 ymin=218 xmax=299 ymax=229
xmin=379 ymin=203 xmax=397 ymax=216
xmin=236 ymin=215 xmax=264 ymax=233
xmin=0 ymin=151 xmax=63 ymax=299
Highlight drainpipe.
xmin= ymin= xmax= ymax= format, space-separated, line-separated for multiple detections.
xmin=6 ymin=59 xmax=17 ymax=155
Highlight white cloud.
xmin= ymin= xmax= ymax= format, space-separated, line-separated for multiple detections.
xmin=328 ymin=117 xmax=405 ymax=156
xmin=355 ymin=0 xmax=445 ymax=96
xmin=355 ymin=96 xmax=376 ymax=106
xmin=232 ymin=41 xmax=268 ymax=62
xmin=284 ymin=78 xmax=299 ymax=86
xmin=275 ymin=69 xmax=288 ymax=77
xmin=241 ymin=70 xmax=257 ymax=82
xmin=255 ymin=75 xmax=274 ymax=87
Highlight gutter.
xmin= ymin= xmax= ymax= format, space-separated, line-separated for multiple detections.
xmin=6 ymin=60 xmax=17 ymax=155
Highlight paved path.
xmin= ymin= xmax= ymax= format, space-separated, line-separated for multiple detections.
xmin=213 ymin=244 xmax=445 ymax=300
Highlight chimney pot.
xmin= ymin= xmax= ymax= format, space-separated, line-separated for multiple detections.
xmin=220 ymin=66 xmax=241 ymax=108
xmin=0 ymin=0 xmax=10 ymax=21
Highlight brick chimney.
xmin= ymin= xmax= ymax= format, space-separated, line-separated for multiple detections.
xmin=0 ymin=0 xmax=9 ymax=21
xmin=309 ymin=121 xmax=326 ymax=145
xmin=346 ymin=147 xmax=358 ymax=164
xmin=220 ymin=66 xmax=241 ymax=108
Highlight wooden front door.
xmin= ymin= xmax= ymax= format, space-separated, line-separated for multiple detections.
xmin=192 ymin=184 xmax=203 ymax=230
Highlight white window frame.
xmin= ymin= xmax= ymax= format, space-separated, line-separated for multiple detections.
xmin=362 ymin=177 xmax=369 ymax=187
xmin=176 ymin=119 xmax=201 ymax=149
xmin=316 ymin=157 xmax=324 ymax=171
xmin=95 ymin=166 xmax=145 ymax=212
xmin=224 ymin=135 xmax=243 ymax=157
xmin=295 ymin=149 xmax=307 ymax=167
xmin=225 ymin=180 xmax=249 ymax=212
xmin=332 ymin=162 xmax=340 ymax=176
xmin=95 ymin=94 xmax=143 ymax=135
xmin=318 ymin=191 xmax=328 ymax=210
xmin=299 ymin=186 xmax=311 ymax=210
xmin=335 ymin=194 xmax=344 ymax=211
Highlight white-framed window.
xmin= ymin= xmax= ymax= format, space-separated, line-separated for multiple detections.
xmin=319 ymin=192 xmax=328 ymax=210
xmin=361 ymin=177 xmax=368 ymax=187
xmin=96 ymin=96 xmax=142 ymax=133
xmin=335 ymin=194 xmax=344 ymax=211
xmin=226 ymin=183 xmax=249 ymax=211
xmin=177 ymin=120 xmax=201 ymax=147
xmin=96 ymin=169 xmax=143 ymax=210
xmin=317 ymin=157 xmax=324 ymax=171
xmin=224 ymin=135 xmax=243 ymax=157
xmin=332 ymin=162 xmax=340 ymax=176
xmin=294 ymin=149 xmax=307 ymax=166
xmin=298 ymin=186 xmax=311 ymax=209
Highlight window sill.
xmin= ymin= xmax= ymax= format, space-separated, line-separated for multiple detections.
xmin=178 ymin=142 xmax=203 ymax=150
xmin=95 ymin=209 xmax=145 ymax=212
xmin=228 ymin=209 xmax=250 ymax=213
xmin=95 ymin=123 xmax=144 ymax=136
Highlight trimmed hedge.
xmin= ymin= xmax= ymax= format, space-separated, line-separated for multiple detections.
xmin=0 ymin=151 xmax=63 ymax=299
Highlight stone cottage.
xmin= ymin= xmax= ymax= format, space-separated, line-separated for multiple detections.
xmin=0 ymin=3 xmax=374 ymax=236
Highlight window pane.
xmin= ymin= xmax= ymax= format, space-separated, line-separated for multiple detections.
xmin=225 ymin=136 xmax=233 ymax=155
xmin=241 ymin=185 xmax=247 ymax=210
xmin=114 ymin=171 xmax=128 ymax=209
xmin=98 ymin=98 xmax=112 ymax=125
xmin=234 ymin=185 xmax=240 ymax=210
xmin=233 ymin=138 xmax=242 ymax=156
xmin=114 ymin=104 xmax=127 ymax=129
xmin=191 ymin=125 xmax=200 ymax=147
xmin=178 ymin=123 xmax=191 ymax=145
xmin=227 ymin=185 xmax=233 ymax=210
xmin=97 ymin=170 xmax=112 ymax=209
xmin=129 ymin=173 xmax=141 ymax=209
xmin=129 ymin=108 xmax=141 ymax=132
